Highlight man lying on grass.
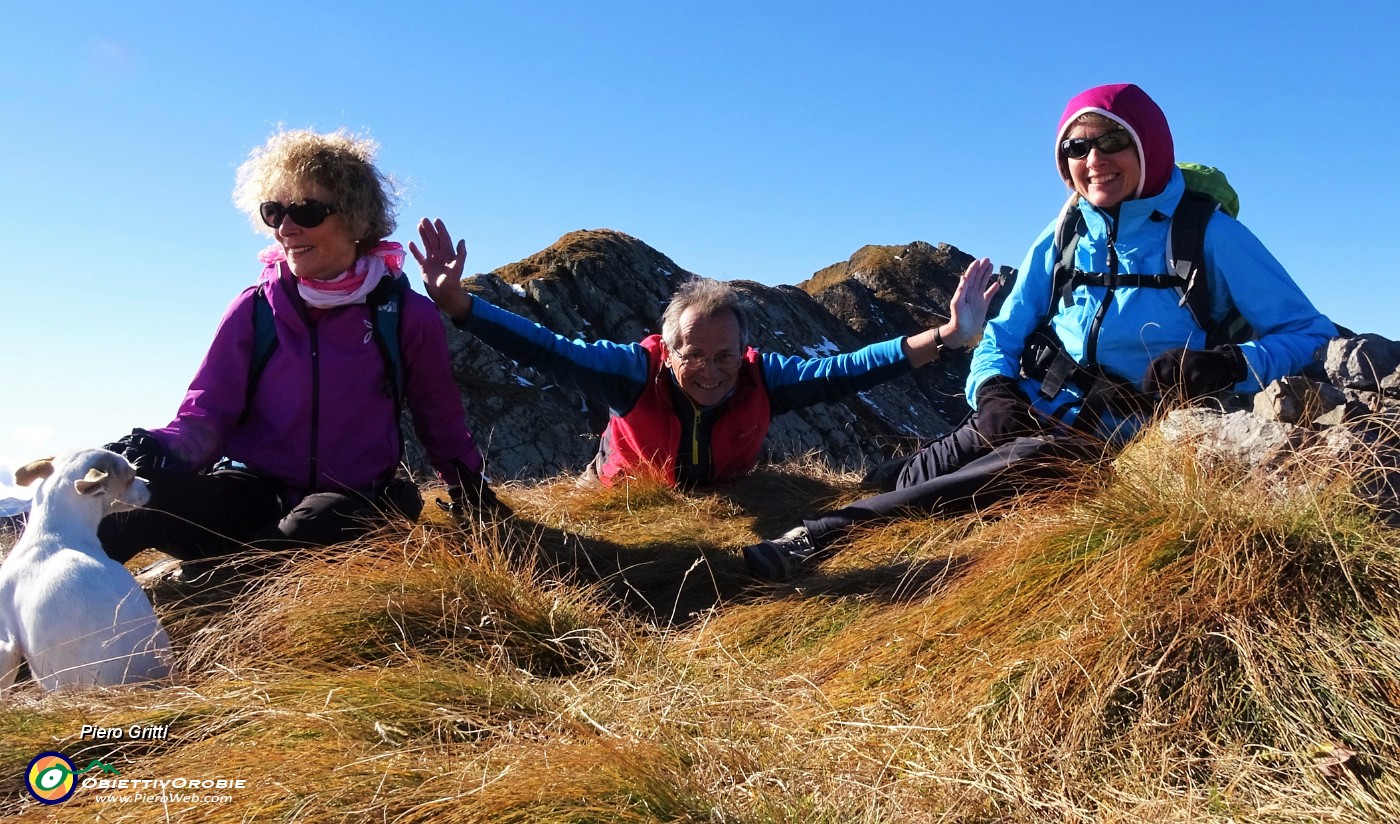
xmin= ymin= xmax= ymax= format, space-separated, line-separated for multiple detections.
xmin=413 ymin=218 xmax=999 ymax=489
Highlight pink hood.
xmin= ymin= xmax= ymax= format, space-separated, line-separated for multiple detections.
xmin=1056 ymin=83 xmax=1175 ymax=200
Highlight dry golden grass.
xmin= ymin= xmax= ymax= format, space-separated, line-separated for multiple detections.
xmin=1 ymin=435 xmax=1397 ymax=822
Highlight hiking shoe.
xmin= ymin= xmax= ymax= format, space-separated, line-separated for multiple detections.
xmin=743 ymin=526 xmax=817 ymax=582
xmin=137 ymin=557 xmax=250 ymax=607
xmin=136 ymin=559 xmax=204 ymax=607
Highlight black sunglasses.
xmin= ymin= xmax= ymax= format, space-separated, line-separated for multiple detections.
xmin=259 ymin=199 xmax=337 ymax=229
xmin=1060 ymin=130 xmax=1133 ymax=160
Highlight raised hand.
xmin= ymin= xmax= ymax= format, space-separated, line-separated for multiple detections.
xmin=943 ymin=257 xmax=1001 ymax=350
xmin=410 ymin=218 xmax=473 ymax=320
xmin=900 ymin=257 xmax=1002 ymax=367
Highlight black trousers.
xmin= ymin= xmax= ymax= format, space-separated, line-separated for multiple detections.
xmin=99 ymin=467 xmax=423 ymax=565
xmin=803 ymin=414 xmax=1099 ymax=546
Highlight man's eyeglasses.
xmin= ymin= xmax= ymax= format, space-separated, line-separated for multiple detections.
xmin=1060 ymin=130 xmax=1133 ymax=160
xmin=259 ymin=199 xmax=337 ymax=229
xmin=672 ymin=351 xmax=742 ymax=370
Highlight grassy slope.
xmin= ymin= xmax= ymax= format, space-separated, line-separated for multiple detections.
xmin=1 ymin=431 xmax=1396 ymax=823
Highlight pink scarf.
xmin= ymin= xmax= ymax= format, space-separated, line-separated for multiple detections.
xmin=258 ymin=242 xmax=406 ymax=308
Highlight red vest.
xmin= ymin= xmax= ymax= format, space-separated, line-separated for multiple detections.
xmin=597 ymin=335 xmax=771 ymax=487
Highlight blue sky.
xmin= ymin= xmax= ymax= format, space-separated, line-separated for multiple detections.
xmin=2 ymin=1 xmax=1398 ymax=479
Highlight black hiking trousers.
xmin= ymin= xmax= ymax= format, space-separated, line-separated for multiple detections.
xmin=801 ymin=412 xmax=1101 ymax=548
xmin=98 ymin=467 xmax=424 ymax=566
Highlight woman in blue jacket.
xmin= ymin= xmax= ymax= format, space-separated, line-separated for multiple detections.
xmin=745 ymin=82 xmax=1337 ymax=582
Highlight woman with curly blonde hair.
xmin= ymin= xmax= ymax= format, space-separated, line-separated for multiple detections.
xmin=100 ymin=129 xmax=506 ymax=581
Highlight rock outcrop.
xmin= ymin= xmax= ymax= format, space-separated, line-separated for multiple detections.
xmin=411 ymin=229 xmax=985 ymax=481
xmin=1159 ymin=334 xmax=1400 ymax=519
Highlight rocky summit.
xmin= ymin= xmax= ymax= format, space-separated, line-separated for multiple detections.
xmin=410 ymin=229 xmax=991 ymax=481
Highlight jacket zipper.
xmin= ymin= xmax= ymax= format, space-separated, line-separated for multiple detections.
xmin=691 ymin=404 xmax=702 ymax=466
xmin=1084 ymin=215 xmax=1119 ymax=366
xmin=307 ymin=324 xmax=321 ymax=491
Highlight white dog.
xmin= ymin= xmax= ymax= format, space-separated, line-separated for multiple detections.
xmin=0 ymin=448 xmax=171 ymax=692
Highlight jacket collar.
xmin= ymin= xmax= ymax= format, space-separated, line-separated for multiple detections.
xmin=1076 ymin=167 xmax=1185 ymax=239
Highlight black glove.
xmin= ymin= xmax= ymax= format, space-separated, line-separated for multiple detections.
xmin=972 ymin=375 xmax=1042 ymax=443
xmin=438 ymin=462 xmax=513 ymax=526
xmin=102 ymin=428 xmax=172 ymax=471
xmin=1143 ymin=345 xmax=1248 ymax=402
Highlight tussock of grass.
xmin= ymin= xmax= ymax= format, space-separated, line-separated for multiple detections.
xmin=1 ymin=436 xmax=1397 ymax=821
xmin=183 ymin=522 xmax=617 ymax=677
xmin=393 ymin=740 xmax=713 ymax=824
xmin=893 ymin=429 xmax=1400 ymax=818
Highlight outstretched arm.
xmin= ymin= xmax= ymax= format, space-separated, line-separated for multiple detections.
xmin=411 ymin=217 xmax=653 ymax=412
xmin=903 ymin=257 xmax=1001 ymax=368
xmin=411 ymin=218 xmax=474 ymax=321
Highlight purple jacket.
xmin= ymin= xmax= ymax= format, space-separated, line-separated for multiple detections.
xmin=149 ymin=262 xmax=483 ymax=497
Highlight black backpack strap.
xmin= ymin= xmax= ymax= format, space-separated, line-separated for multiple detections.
xmin=1049 ymin=195 xmax=1085 ymax=315
xmin=246 ymin=284 xmax=279 ymax=412
xmin=1068 ymin=272 xmax=1189 ymax=290
xmin=1022 ymin=196 xmax=1089 ymax=397
xmin=1025 ymin=195 xmax=1154 ymax=416
xmin=1168 ymin=191 xmax=1254 ymax=347
xmin=1166 ymin=191 xmax=1216 ymax=332
xmin=246 ymin=276 xmax=407 ymax=416
xmin=366 ymin=274 xmax=407 ymax=413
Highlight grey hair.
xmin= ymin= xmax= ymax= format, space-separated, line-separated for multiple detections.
xmin=659 ymin=278 xmax=749 ymax=349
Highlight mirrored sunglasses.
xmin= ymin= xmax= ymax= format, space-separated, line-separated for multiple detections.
xmin=1060 ymin=130 xmax=1133 ymax=160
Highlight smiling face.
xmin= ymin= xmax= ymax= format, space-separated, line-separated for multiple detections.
xmin=271 ymin=183 xmax=359 ymax=281
xmin=1065 ymin=123 xmax=1142 ymax=209
xmin=664 ymin=308 xmax=744 ymax=408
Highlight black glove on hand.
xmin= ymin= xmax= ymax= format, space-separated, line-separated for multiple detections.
xmin=972 ymin=375 xmax=1042 ymax=443
xmin=439 ymin=462 xmax=513 ymax=526
xmin=102 ymin=428 xmax=172 ymax=471
xmin=1143 ymin=345 xmax=1248 ymax=402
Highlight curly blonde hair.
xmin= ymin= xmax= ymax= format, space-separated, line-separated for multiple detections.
xmin=232 ymin=128 xmax=398 ymax=245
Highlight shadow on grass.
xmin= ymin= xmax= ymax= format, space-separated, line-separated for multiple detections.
xmin=531 ymin=521 xmax=756 ymax=626
xmin=807 ymin=553 xmax=973 ymax=602
xmin=715 ymin=467 xmax=858 ymax=537
xmin=532 ymin=525 xmax=975 ymax=629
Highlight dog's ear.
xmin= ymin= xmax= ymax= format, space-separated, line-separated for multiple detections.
xmin=14 ymin=458 xmax=56 ymax=487
xmin=75 ymin=468 xmax=110 ymax=496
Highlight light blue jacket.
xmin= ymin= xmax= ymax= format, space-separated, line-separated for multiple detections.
xmin=968 ymin=169 xmax=1336 ymax=440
